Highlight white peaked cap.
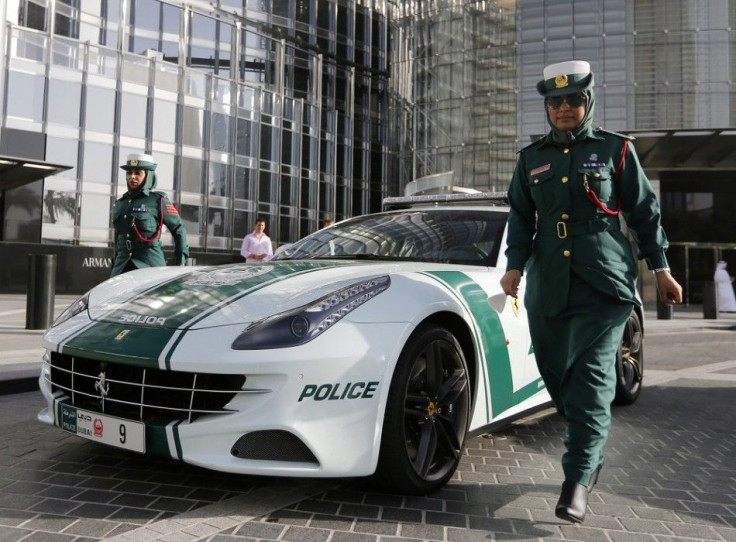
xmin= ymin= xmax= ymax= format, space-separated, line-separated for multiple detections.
xmin=126 ymin=153 xmax=154 ymax=163
xmin=543 ymin=60 xmax=591 ymax=80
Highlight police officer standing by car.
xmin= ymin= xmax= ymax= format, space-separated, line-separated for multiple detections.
xmin=111 ymin=153 xmax=189 ymax=276
xmin=500 ymin=61 xmax=682 ymax=523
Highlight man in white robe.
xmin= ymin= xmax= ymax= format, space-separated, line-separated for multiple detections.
xmin=714 ymin=261 xmax=736 ymax=312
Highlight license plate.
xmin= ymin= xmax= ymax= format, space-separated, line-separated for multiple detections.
xmin=58 ymin=404 xmax=145 ymax=453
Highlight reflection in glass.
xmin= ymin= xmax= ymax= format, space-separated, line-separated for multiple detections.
xmin=45 ymin=136 xmax=79 ymax=178
xmin=6 ymin=71 xmax=45 ymax=122
xmin=83 ymin=142 xmax=113 ymax=183
xmin=119 ymin=92 xmax=147 ymax=138
xmin=152 ymin=99 xmax=177 ymax=142
xmin=85 ymin=86 xmax=116 ymax=133
xmin=48 ymin=79 xmax=81 ymax=126
xmin=43 ymin=189 xmax=76 ymax=226
xmin=5 ymin=182 xmax=43 ymax=242
xmin=79 ymin=193 xmax=111 ymax=229
xmin=208 ymin=207 xmax=230 ymax=238
xmin=275 ymin=209 xmax=507 ymax=267
xmin=209 ymin=162 xmax=230 ymax=197
xmin=181 ymin=156 xmax=203 ymax=192
xmin=210 ymin=112 xmax=232 ymax=152
xmin=179 ymin=204 xmax=201 ymax=239
xmin=182 ymin=105 xmax=204 ymax=146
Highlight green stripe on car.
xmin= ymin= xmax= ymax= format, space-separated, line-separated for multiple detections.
xmin=424 ymin=271 xmax=543 ymax=418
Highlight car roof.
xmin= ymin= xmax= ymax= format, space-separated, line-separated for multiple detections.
xmin=382 ymin=191 xmax=509 ymax=211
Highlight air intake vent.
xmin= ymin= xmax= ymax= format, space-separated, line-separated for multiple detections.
xmin=231 ymin=430 xmax=318 ymax=463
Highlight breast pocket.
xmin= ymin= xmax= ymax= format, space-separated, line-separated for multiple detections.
xmin=527 ymin=170 xmax=555 ymax=211
xmin=132 ymin=210 xmax=158 ymax=236
xmin=579 ymin=167 xmax=614 ymax=203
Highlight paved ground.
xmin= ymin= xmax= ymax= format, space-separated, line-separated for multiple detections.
xmin=0 ymin=294 xmax=735 ymax=541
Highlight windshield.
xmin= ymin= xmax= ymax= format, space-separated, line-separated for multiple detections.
xmin=272 ymin=209 xmax=507 ymax=266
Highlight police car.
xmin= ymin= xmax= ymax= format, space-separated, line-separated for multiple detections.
xmin=38 ymin=189 xmax=643 ymax=495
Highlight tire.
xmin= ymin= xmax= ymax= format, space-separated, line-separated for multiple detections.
xmin=373 ymin=324 xmax=471 ymax=495
xmin=613 ymin=309 xmax=644 ymax=405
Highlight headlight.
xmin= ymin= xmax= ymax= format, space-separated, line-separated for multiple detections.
xmin=51 ymin=294 xmax=90 ymax=327
xmin=232 ymin=275 xmax=390 ymax=350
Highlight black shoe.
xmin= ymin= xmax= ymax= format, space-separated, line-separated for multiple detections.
xmin=555 ymin=480 xmax=588 ymax=523
xmin=588 ymin=461 xmax=603 ymax=492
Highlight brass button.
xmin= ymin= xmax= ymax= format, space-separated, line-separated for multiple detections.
xmin=561 ymin=176 xmax=568 ymax=183
xmin=561 ymin=213 xmax=569 ymax=220
xmin=594 ymin=172 xmax=600 ymax=178
xmin=126 ymin=233 xmax=130 ymax=237
xmin=563 ymin=250 xmax=571 ymax=257
xmin=563 ymin=148 xmax=570 ymax=154
xmin=534 ymin=179 xmax=540 ymax=184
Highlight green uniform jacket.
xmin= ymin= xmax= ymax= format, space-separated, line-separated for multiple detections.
xmin=111 ymin=188 xmax=189 ymax=276
xmin=506 ymin=129 xmax=670 ymax=317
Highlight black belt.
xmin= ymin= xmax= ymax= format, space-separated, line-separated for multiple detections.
xmin=536 ymin=217 xmax=619 ymax=239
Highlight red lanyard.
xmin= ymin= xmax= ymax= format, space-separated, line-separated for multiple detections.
xmin=583 ymin=139 xmax=628 ymax=216
xmin=132 ymin=196 xmax=164 ymax=243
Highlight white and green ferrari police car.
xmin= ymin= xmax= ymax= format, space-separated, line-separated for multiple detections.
xmin=38 ymin=191 xmax=643 ymax=495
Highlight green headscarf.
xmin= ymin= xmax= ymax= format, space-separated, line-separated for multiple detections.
xmin=545 ymin=86 xmax=596 ymax=146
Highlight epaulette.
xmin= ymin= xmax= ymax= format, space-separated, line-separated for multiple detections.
xmin=596 ymin=127 xmax=635 ymax=141
xmin=518 ymin=134 xmax=547 ymax=154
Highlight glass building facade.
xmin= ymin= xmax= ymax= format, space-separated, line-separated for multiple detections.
xmin=1 ymin=0 xmax=734 ymax=297
xmin=388 ymin=1 xmax=519 ymax=192
xmin=1 ymin=0 xmax=392 ymax=260
xmin=517 ymin=0 xmax=736 ymax=303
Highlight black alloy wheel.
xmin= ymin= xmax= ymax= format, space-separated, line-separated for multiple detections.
xmin=373 ymin=324 xmax=471 ymax=495
xmin=613 ymin=309 xmax=644 ymax=405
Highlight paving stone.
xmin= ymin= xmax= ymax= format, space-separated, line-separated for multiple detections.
xmin=261 ymin=508 xmax=311 ymax=526
xmin=307 ymin=513 xmax=354 ymax=531
xmin=398 ymin=522 xmax=445 ymax=540
xmin=322 ymin=532 xmax=376 ymax=542
xmin=380 ymin=507 xmax=422 ymax=523
xmin=353 ymin=517 xmax=398 ymax=536
xmin=61 ymin=518 xmax=121 ymax=538
xmin=425 ymin=510 xmax=467 ymax=527
xmin=28 ymin=499 xmax=81 ymax=515
xmin=232 ymin=520 xmax=285 ymax=539
xmin=280 ymin=524 xmax=331 ymax=542
xmin=337 ymin=503 xmax=380 ymax=519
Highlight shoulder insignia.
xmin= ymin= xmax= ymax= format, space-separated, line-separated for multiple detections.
xmin=519 ymin=134 xmax=547 ymax=153
xmin=596 ymin=127 xmax=635 ymax=141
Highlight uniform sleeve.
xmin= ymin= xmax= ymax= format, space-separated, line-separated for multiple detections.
xmin=505 ymin=152 xmax=537 ymax=273
xmin=618 ymin=143 xmax=669 ymax=270
xmin=161 ymin=196 xmax=189 ymax=265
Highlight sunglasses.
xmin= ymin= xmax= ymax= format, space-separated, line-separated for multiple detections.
xmin=544 ymin=93 xmax=587 ymax=109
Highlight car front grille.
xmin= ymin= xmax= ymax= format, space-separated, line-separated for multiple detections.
xmin=46 ymin=352 xmax=247 ymax=423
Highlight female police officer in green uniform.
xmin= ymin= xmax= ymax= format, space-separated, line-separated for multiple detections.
xmin=500 ymin=61 xmax=682 ymax=523
xmin=111 ymin=153 xmax=189 ymax=276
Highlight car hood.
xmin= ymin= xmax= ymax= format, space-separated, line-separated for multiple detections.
xmin=88 ymin=260 xmax=438 ymax=330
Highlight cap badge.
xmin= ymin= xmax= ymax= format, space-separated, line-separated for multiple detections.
xmin=554 ymin=74 xmax=569 ymax=88
xmin=130 ymin=160 xmax=138 ymax=166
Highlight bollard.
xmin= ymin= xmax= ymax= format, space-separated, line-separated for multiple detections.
xmin=656 ymin=299 xmax=673 ymax=320
xmin=26 ymin=254 xmax=57 ymax=330
xmin=702 ymin=281 xmax=719 ymax=319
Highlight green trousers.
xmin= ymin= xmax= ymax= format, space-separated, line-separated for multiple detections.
xmin=528 ymin=273 xmax=633 ymax=486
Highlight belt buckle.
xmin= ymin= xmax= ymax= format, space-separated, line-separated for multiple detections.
xmin=556 ymin=221 xmax=567 ymax=239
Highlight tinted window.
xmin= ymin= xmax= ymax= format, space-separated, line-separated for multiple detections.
xmin=274 ymin=209 xmax=507 ymax=266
